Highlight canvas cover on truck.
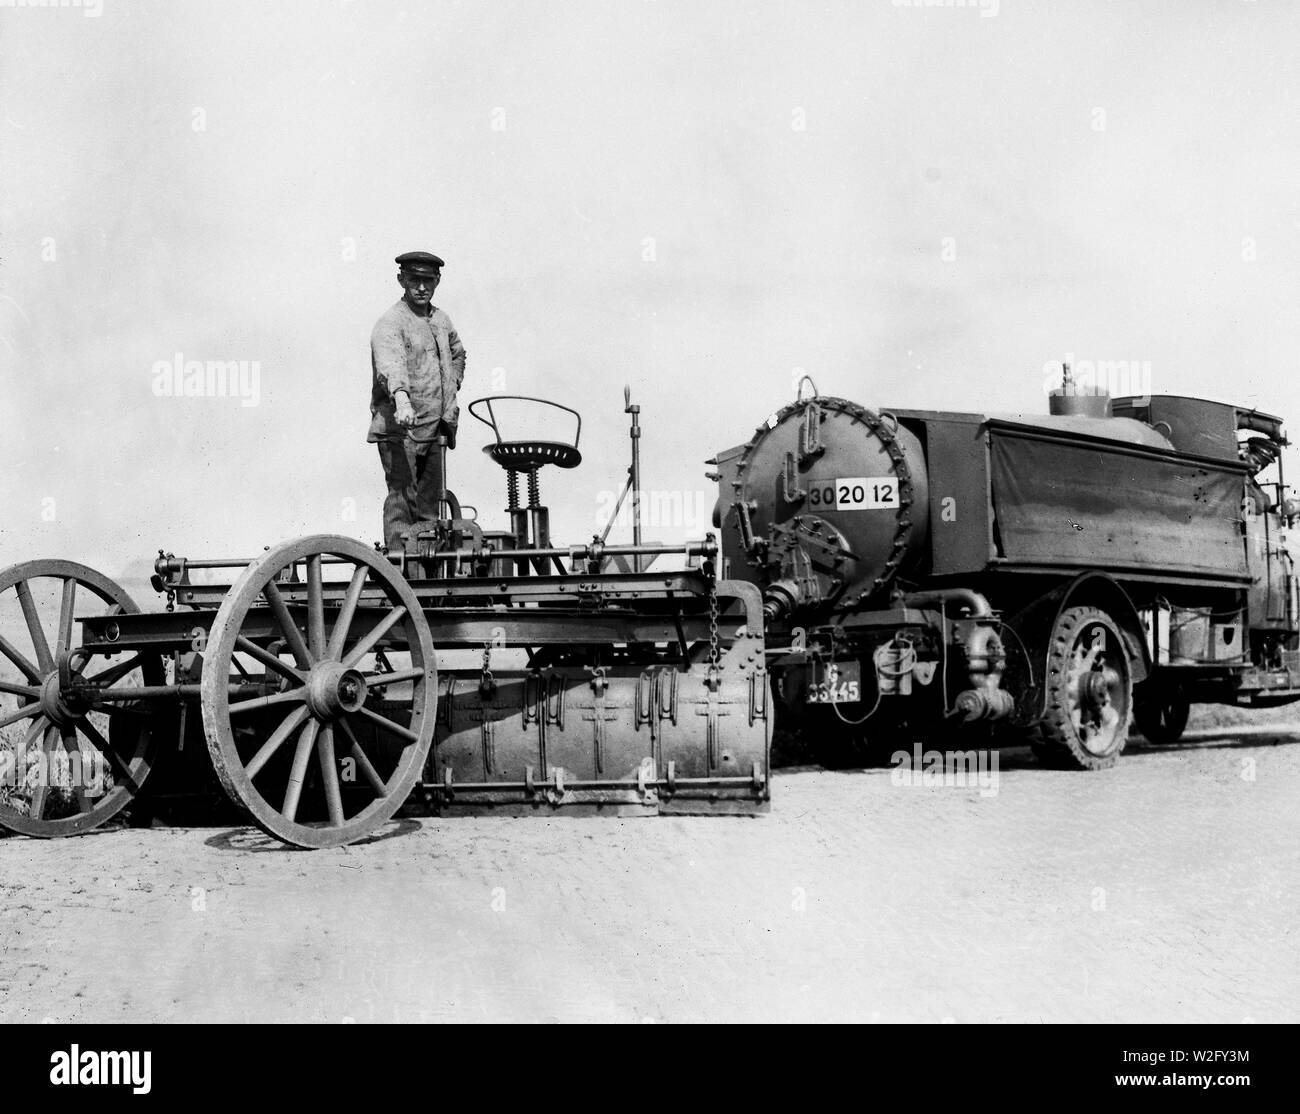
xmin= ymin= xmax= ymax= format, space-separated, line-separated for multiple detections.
xmin=989 ymin=426 xmax=1248 ymax=580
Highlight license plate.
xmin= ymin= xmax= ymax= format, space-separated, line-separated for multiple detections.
xmin=806 ymin=661 xmax=862 ymax=704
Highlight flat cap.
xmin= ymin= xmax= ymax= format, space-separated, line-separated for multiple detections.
xmin=395 ymin=250 xmax=445 ymax=276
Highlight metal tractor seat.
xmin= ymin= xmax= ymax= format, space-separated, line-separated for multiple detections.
xmin=469 ymin=395 xmax=582 ymax=472
xmin=468 ymin=396 xmax=582 ymax=557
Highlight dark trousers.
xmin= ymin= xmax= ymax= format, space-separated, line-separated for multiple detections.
xmin=377 ymin=438 xmax=445 ymax=550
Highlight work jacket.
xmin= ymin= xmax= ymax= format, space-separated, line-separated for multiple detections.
xmin=369 ymin=299 xmax=467 ymax=443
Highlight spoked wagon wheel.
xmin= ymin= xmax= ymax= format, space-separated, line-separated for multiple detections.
xmin=0 ymin=560 xmax=163 ymax=837
xmin=201 ymin=535 xmax=436 ymax=849
xmin=1133 ymin=679 xmax=1190 ymax=744
xmin=1034 ymin=605 xmax=1133 ymax=770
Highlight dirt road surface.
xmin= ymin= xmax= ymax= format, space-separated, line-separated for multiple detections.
xmin=2 ymin=727 xmax=1296 ymax=1024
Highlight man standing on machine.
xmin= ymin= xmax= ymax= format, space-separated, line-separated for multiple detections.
xmin=369 ymin=250 xmax=467 ymax=550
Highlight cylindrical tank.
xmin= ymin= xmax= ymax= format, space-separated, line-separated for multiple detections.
xmin=731 ymin=396 xmax=929 ymax=613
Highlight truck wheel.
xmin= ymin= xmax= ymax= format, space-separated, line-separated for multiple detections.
xmin=1034 ymin=605 xmax=1133 ymax=770
xmin=1133 ymin=681 xmax=1190 ymax=744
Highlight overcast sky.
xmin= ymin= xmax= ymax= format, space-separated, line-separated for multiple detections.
xmin=2 ymin=0 xmax=1299 ymax=593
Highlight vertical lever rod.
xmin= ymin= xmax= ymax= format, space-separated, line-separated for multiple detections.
xmin=625 ymin=385 xmax=642 ymax=572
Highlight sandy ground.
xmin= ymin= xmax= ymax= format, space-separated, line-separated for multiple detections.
xmin=1 ymin=725 xmax=1297 ymax=1024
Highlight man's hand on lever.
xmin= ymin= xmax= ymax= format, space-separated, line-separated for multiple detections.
xmin=393 ymin=390 xmax=417 ymax=428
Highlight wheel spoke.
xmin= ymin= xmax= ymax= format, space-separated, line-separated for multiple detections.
xmin=325 ymin=566 xmax=370 ymax=661
xmin=263 ymin=580 xmax=314 ymax=669
xmin=0 ymin=702 xmax=43 ymax=731
xmin=351 ymin=703 xmax=419 ymax=744
xmin=84 ymin=653 xmax=146 ymax=688
xmin=56 ymin=578 xmax=77 ymax=657
xmin=59 ymin=726 xmax=93 ymax=811
xmin=14 ymin=711 xmax=46 ymax=747
xmin=0 ymin=679 xmax=40 ymax=699
xmin=306 ymin=555 xmax=326 ymax=660
xmin=336 ymin=716 xmax=389 ymax=797
xmin=9 ymin=714 xmax=47 ymax=788
xmin=317 ymin=725 xmax=346 ymax=826
xmin=281 ymin=720 xmax=320 ymax=822
xmin=234 ymin=636 xmax=307 ymax=684
xmin=15 ymin=580 xmax=54 ymax=673
xmin=28 ymin=726 xmax=59 ymax=819
xmin=78 ymin=717 xmax=142 ymax=796
xmin=364 ymin=666 xmax=424 ymax=688
xmin=229 ymin=685 xmax=307 ymax=717
xmin=0 ymin=630 xmax=43 ymax=683
xmin=244 ymin=704 xmax=311 ymax=780
xmin=340 ymin=606 xmax=408 ymax=669
xmin=28 ymin=781 xmax=49 ymax=820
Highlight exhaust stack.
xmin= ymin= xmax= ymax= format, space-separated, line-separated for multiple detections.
xmin=1048 ymin=361 xmax=1111 ymax=418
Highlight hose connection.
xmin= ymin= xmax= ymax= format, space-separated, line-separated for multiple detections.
xmin=952 ymin=625 xmax=1014 ymax=721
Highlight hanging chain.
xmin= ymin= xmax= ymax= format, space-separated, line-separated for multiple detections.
xmin=707 ymin=574 xmax=721 ymax=670
xmin=480 ymin=641 xmax=495 ymax=696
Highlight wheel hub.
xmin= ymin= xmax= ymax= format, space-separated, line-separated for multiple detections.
xmin=304 ymin=661 xmax=369 ymax=720
xmin=1065 ymin=626 xmax=1126 ymax=755
xmin=39 ymin=671 xmax=89 ymax=726
xmin=1081 ymin=671 xmax=1112 ymax=711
